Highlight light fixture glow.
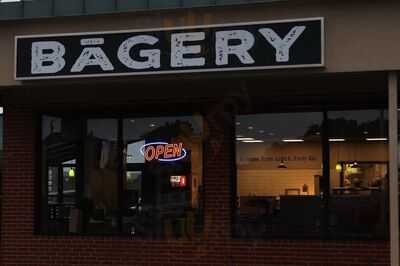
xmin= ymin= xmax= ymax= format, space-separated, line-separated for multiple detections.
xmin=68 ymin=168 xmax=75 ymax=177
xmin=351 ymin=161 xmax=361 ymax=169
xmin=236 ymin=137 xmax=255 ymax=141
xmin=329 ymin=138 xmax=346 ymax=142
xmin=282 ymin=139 xmax=304 ymax=143
xmin=242 ymin=140 xmax=264 ymax=143
xmin=366 ymin=138 xmax=388 ymax=141
xmin=278 ymin=160 xmax=287 ymax=169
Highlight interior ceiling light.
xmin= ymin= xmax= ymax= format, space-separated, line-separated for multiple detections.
xmin=242 ymin=140 xmax=264 ymax=143
xmin=329 ymin=138 xmax=346 ymax=142
xmin=236 ymin=137 xmax=254 ymax=141
xmin=366 ymin=138 xmax=388 ymax=141
xmin=282 ymin=139 xmax=304 ymax=143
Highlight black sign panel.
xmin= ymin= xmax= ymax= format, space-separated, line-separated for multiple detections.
xmin=15 ymin=18 xmax=324 ymax=80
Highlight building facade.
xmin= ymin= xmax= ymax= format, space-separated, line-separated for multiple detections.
xmin=0 ymin=0 xmax=399 ymax=265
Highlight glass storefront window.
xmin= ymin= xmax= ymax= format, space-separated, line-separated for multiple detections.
xmin=41 ymin=115 xmax=82 ymax=234
xmin=84 ymin=119 xmax=119 ymax=235
xmin=235 ymin=112 xmax=323 ymax=237
xmin=122 ymin=116 xmax=204 ymax=238
xmin=235 ymin=109 xmax=389 ymax=239
xmin=328 ymin=110 xmax=389 ymax=238
xmin=40 ymin=114 xmax=204 ymax=238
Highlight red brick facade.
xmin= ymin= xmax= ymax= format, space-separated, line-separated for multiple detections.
xmin=0 ymin=105 xmax=390 ymax=266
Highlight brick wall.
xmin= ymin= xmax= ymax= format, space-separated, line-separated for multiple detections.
xmin=0 ymin=105 xmax=390 ymax=266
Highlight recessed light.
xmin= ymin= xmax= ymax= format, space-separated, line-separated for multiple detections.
xmin=329 ymin=138 xmax=345 ymax=142
xmin=149 ymin=123 xmax=156 ymax=128
xmin=282 ymin=139 xmax=304 ymax=143
xmin=236 ymin=137 xmax=255 ymax=141
xmin=363 ymin=131 xmax=369 ymax=135
xmin=366 ymin=138 xmax=388 ymax=141
xmin=242 ymin=140 xmax=264 ymax=143
xmin=248 ymin=126 xmax=254 ymax=130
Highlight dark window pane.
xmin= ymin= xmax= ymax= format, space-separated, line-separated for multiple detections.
xmin=235 ymin=112 xmax=323 ymax=238
xmin=122 ymin=116 xmax=204 ymax=239
xmin=84 ymin=119 xmax=119 ymax=235
xmin=328 ymin=110 xmax=389 ymax=238
xmin=41 ymin=116 xmax=81 ymax=234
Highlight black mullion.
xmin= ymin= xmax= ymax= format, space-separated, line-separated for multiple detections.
xmin=35 ymin=113 xmax=43 ymax=235
xmin=80 ymin=116 xmax=87 ymax=235
xmin=230 ymin=111 xmax=238 ymax=238
xmin=57 ymin=165 xmax=64 ymax=225
xmin=117 ymin=118 xmax=124 ymax=234
xmin=321 ymin=110 xmax=330 ymax=239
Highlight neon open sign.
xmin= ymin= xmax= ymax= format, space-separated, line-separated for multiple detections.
xmin=139 ymin=142 xmax=187 ymax=162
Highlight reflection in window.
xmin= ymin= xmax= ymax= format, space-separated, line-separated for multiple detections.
xmin=235 ymin=112 xmax=323 ymax=237
xmin=329 ymin=110 xmax=388 ymax=238
xmin=40 ymin=115 xmax=204 ymax=238
xmin=41 ymin=116 xmax=81 ymax=234
xmin=84 ymin=119 xmax=119 ymax=235
xmin=122 ymin=116 xmax=204 ymax=238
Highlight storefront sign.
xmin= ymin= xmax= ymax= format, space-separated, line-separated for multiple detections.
xmin=15 ymin=18 xmax=324 ymax=80
xmin=140 ymin=142 xmax=187 ymax=162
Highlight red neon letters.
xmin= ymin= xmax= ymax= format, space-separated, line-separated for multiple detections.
xmin=144 ymin=142 xmax=184 ymax=162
